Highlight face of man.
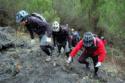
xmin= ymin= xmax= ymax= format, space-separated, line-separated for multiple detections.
xmin=20 ymin=20 xmax=27 ymax=26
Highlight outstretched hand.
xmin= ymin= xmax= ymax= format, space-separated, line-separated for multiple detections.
xmin=66 ymin=56 xmax=72 ymax=64
xmin=95 ymin=62 xmax=101 ymax=67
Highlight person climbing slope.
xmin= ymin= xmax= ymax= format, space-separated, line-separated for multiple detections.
xmin=52 ymin=21 xmax=71 ymax=57
xmin=67 ymin=32 xmax=106 ymax=76
xmin=16 ymin=10 xmax=53 ymax=61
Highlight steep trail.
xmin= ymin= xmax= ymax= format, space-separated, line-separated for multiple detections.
xmin=0 ymin=26 xmax=124 ymax=83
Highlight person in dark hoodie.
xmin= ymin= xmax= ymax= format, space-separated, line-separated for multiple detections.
xmin=71 ymin=28 xmax=80 ymax=47
xmin=16 ymin=10 xmax=53 ymax=61
xmin=52 ymin=21 xmax=70 ymax=57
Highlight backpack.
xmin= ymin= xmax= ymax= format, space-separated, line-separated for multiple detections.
xmin=60 ymin=25 xmax=69 ymax=32
xmin=31 ymin=13 xmax=47 ymax=22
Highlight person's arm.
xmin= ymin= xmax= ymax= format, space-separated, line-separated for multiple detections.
xmin=25 ymin=17 xmax=35 ymax=39
xmin=67 ymin=39 xmax=83 ymax=63
xmin=52 ymin=32 xmax=56 ymax=46
xmin=27 ymin=27 xmax=34 ymax=39
xmin=97 ymin=41 xmax=106 ymax=62
xmin=95 ymin=41 xmax=106 ymax=67
xmin=94 ymin=38 xmax=106 ymax=64
xmin=70 ymin=39 xmax=83 ymax=58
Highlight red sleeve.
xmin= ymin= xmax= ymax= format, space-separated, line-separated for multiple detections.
xmin=70 ymin=39 xmax=83 ymax=57
xmin=97 ymin=40 xmax=106 ymax=62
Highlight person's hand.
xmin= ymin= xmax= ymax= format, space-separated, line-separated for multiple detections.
xmin=31 ymin=39 xmax=35 ymax=45
xmin=46 ymin=37 xmax=52 ymax=43
xmin=66 ymin=56 xmax=72 ymax=64
xmin=95 ymin=62 xmax=101 ymax=67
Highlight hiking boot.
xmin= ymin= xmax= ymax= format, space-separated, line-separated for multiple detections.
xmin=45 ymin=56 xmax=51 ymax=62
xmin=93 ymin=72 xmax=99 ymax=79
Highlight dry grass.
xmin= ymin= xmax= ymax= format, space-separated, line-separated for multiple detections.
xmin=105 ymin=47 xmax=125 ymax=77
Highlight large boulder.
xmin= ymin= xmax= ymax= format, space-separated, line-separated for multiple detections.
xmin=0 ymin=26 xmax=28 ymax=50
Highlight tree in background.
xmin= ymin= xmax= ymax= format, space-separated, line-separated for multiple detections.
xmin=0 ymin=0 xmax=125 ymax=49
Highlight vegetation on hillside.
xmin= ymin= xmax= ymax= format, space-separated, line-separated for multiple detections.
xmin=0 ymin=0 xmax=125 ymax=51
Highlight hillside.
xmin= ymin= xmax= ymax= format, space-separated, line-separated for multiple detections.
xmin=0 ymin=26 xmax=125 ymax=83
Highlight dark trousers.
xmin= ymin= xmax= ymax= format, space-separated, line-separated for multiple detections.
xmin=78 ymin=52 xmax=98 ymax=75
xmin=57 ymin=42 xmax=70 ymax=57
xmin=39 ymin=34 xmax=53 ymax=56
xmin=40 ymin=45 xmax=53 ymax=56
xmin=57 ymin=42 xmax=66 ymax=53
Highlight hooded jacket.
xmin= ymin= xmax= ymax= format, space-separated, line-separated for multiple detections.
xmin=24 ymin=16 xmax=52 ymax=39
xmin=70 ymin=37 xmax=106 ymax=62
xmin=52 ymin=26 xmax=70 ymax=45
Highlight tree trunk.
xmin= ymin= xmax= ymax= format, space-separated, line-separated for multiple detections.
xmin=88 ymin=0 xmax=99 ymax=33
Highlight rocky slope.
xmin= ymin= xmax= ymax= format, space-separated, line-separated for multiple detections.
xmin=0 ymin=26 xmax=125 ymax=83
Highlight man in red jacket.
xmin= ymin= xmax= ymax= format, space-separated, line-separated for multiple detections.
xmin=67 ymin=32 xmax=106 ymax=76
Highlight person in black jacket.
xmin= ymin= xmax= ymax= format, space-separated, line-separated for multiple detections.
xmin=52 ymin=21 xmax=70 ymax=57
xmin=16 ymin=10 xmax=53 ymax=61
xmin=71 ymin=28 xmax=80 ymax=47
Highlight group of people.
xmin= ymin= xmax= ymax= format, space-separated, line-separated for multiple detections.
xmin=16 ymin=10 xmax=107 ymax=77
